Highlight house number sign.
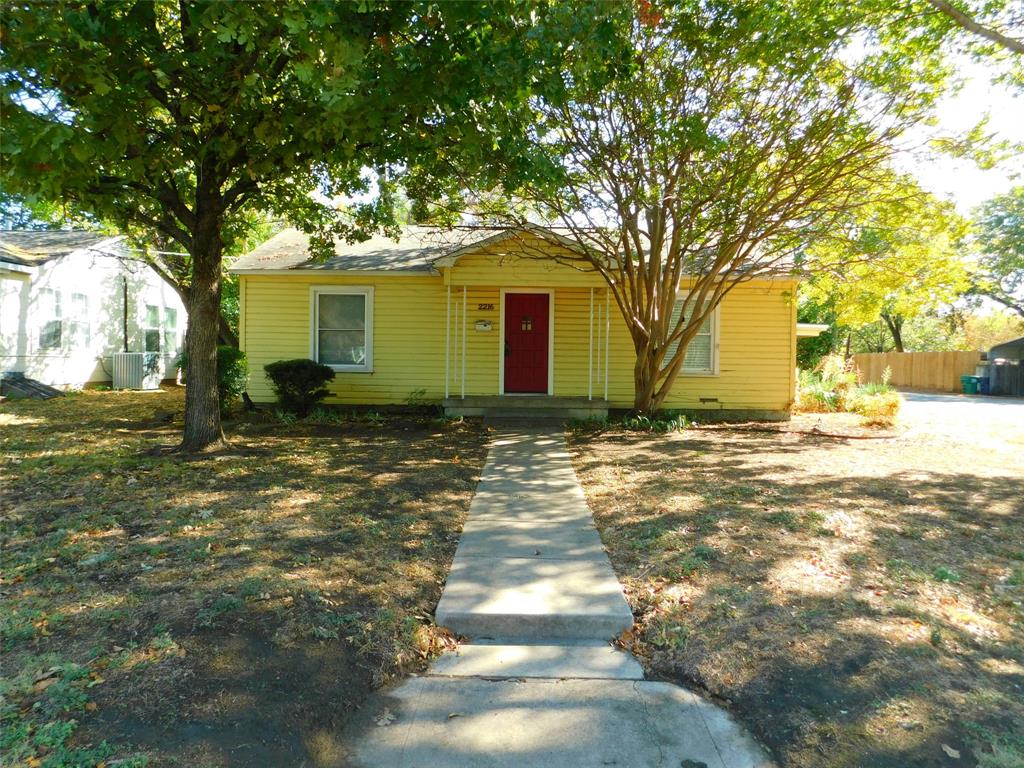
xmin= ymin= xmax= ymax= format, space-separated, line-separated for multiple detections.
xmin=477 ymin=303 xmax=494 ymax=311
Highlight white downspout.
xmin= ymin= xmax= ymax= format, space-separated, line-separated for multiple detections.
xmin=588 ymin=287 xmax=594 ymax=401
xmin=604 ymin=289 xmax=610 ymax=402
xmin=461 ymin=285 xmax=467 ymax=399
xmin=445 ymin=284 xmax=451 ymax=400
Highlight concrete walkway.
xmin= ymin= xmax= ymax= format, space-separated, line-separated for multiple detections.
xmin=343 ymin=428 xmax=772 ymax=767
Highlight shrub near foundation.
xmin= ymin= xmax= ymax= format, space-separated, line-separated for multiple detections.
xmin=846 ymin=388 xmax=902 ymax=425
xmin=264 ymin=359 xmax=336 ymax=416
xmin=796 ymin=355 xmax=901 ymax=425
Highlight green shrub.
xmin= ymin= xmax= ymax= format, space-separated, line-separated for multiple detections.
xmin=622 ymin=412 xmax=689 ymax=433
xmin=847 ymin=388 xmax=901 ymax=425
xmin=796 ymin=354 xmax=859 ymax=412
xmin=797 ymin=369 xmax=841 ymax=412
xmin=306 ymin=406 xmax=344 ymax=425
xmin=797 ymin=354 xmax=901 ymax=425
xmin=176 ymin=345 xmax=248 ymax=416
xmin=264 ymin=359 xmax=335 ymax=416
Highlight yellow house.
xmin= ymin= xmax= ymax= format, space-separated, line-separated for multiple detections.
xmin=232 ymin=226 xmax=798 ymax=419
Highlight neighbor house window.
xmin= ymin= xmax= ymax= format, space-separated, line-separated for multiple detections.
xmin=144 ymin=304 xmax=161 ymax=352
xmin=163 ymin=307 xmax=178 ymax=354
xmin=312 ymin=287 xmax=373 ymax=371
xmin=666 ymin=294 xmax=718 ymax=374
xmin=38 ymin=288 xmax=62 ymax=350
xmin=69 ymin=292 xmax=91 ymax=347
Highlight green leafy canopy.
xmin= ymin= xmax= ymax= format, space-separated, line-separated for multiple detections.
xmin=0 ymin=0 xmax=617 ymax=448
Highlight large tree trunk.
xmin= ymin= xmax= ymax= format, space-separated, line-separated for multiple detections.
xmin=181 ymin=213 xmax=225 ymax=451
xmin=881 ymin=312 xmax=905 ymax=353
xmin=632 ymin=350 xmax=660 ymax=414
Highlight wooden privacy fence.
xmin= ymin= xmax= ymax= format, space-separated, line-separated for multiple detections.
xmin=852 ymin=351 xmax=982 ymax=392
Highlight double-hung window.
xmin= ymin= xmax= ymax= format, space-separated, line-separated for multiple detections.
xmin=666 ymin=294 xmax=719 ymax=375
xmin=38 ymin=288 xmax=62 ymax=350
xmin=163 ymin=307 xmax=179 ymax=355
xmin=312 ymin=287 xmax=373 ymax=372
xmin=144 ymin=304 xmax=161 ymax=352
xmin=68 ymin=292 xmax=91 ymax=347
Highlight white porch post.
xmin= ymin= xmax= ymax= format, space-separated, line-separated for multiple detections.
xmin=445 ymin=284 xmax=451 ymax=399
xmin=588 ymin=288 xmax=594 ymax=400
xmin=604 ymin=289 xmax=610 ymax=401
xmin=461 ymin=286 xmax=467 ymax=399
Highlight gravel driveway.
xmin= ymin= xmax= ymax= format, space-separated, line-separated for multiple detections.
xmin=899 ymin=390 xmax=1024 ymax=453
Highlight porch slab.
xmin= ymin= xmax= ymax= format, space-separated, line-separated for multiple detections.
xmin=443 ymin=396 xmax=609 ymax=420
xmin=430 ymin=642 xmax=644 ymax=680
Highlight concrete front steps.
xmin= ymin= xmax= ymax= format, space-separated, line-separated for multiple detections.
xmin=430 ymin=641 xmax=644 ymax=680
xmin=443 ymin=395 xmax=609 ymax=420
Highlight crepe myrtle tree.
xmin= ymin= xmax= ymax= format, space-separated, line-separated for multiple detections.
xmin=464 ymin=0 xmax=951 ymax=413
xmin=1 ymin=0 xmax=603 ymax=450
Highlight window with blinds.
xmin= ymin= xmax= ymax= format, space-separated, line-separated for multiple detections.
xmin=666 ymin=295 xmax=717 ymax=373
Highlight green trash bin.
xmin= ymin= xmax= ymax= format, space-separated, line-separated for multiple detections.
xmin=960 ymin=375 xmax=978 ymax=395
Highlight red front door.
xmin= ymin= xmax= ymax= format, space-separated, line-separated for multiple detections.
xmin=504 ymin=292 xmax=550 ymax=393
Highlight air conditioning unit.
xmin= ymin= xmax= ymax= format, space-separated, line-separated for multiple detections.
xmin=112 ymin=352 xmax=162 ymax=390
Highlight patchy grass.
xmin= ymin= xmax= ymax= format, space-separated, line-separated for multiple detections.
xmin=1 ymin=389 xmax=488 ymax=767
xmin=569 ymin=411 xmax=1024 ymax=768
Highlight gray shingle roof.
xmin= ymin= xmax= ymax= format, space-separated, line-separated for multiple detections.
xmin=229 ymin=227 xmax=508 ymax=273
xmin=989 ymin=336 xmax=1024 ymax=361
xmin=0 ymin=230 xmax=116 ymax=266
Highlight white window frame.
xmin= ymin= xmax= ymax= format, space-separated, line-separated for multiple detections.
xmin=144 ymin=303 xmax=162 ymax=353
xmin=69 ymin=292 xmax=91 ymax=348
xmin=163 ymin=307 xmax=179 ymax=355
xmin=310 ymin=286 xmax=374 ymax=373
xmin=37 ymin=288 xmax=62 ymax=351
xmin=667 ymin=292 xmax=720 ymax=376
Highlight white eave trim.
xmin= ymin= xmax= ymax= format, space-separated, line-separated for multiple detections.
xmin=0 ymin=260 xmax=36 ymax=275
xmin=796 ymin=322 xmax=830 ymax=338
xmin=230 ymin=267 xmax=439 ymax=276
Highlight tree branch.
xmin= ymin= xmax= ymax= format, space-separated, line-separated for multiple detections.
xmin=925 ymin=0 xmax=1024 ymax=53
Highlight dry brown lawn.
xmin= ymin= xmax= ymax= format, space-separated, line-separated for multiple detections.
xmin=569 ymin=413 xmax=1023 ymax=768
xmin=1 ymin=388 xmax=488 ymax=767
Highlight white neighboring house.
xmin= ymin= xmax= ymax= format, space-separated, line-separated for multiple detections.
xmin=0 ymin=230 xmax=188 ymax=389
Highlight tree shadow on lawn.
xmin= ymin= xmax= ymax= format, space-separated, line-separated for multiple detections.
xmin=2 ymin=391 xmax=490 ymax=767
xmin=569 ymin=429 xmax=1023 ymax=768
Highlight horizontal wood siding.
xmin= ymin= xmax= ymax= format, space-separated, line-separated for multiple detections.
xmin=547 ymin=283 xmax=794 ymax=410
xmin=241 ymin=254 xmax=797 ymax=411
xmin=452 ymin=235 xmax=602 ymax=288
xmin=242 ymin=274 xmax=447 ymax=404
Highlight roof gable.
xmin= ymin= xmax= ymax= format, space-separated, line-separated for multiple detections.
xmin=0 ymin=230 xmax=118 ymax=266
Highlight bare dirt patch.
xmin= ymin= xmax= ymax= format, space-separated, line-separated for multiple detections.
xmin=569 ymin=412 xmax=1023 ymax=768
xmin=1 ymin=389 xmax=488 ymax=767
